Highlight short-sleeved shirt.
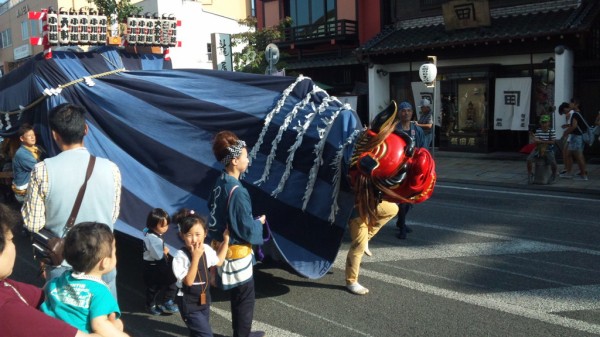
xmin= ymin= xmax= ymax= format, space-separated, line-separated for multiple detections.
xmin=0 ymin=279 xmax=77 ymax=337
xmin=41 ymin=271 xmax=121 ymax=333
xmin=417 ymin=111 xmax=433 ymax=135
xmin=143 ymin=230 xmax=166 ymax=261
xmin=571 ymin=112 xmax=587 ymax=135
xmin=534 ymin=128 xmax=556 ymax=148
xmin=172 ymin=244 xmax=219 ymax=289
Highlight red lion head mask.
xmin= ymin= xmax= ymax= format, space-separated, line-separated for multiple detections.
xmin=349 ymin=100 xmax=436 ymax=224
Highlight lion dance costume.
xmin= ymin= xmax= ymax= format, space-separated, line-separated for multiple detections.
xmin=349 ymin=100 xmax=436 ymax=226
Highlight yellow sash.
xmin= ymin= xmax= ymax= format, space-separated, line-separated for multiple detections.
xmin=211 ymin=240 xmax=252 ymax=260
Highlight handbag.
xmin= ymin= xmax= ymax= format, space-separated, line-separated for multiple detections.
xmin=574 ymin=112 xmax=595 ymax=146
xmin=31 ymin=156 xmax=96 ymax=266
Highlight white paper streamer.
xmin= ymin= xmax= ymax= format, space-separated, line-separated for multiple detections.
xmin=328 ymin=128 xmax=362 ymax=222
xmin=255 ymin=90 xmax=313 ymax=186
xmin=301 ymin=103 xmax=348 ymax=210
xmin=248 ymin=75 xmax=305 ymax=165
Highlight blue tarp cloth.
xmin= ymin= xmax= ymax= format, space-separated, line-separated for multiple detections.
xmin=0 ymin=47 xmax=361 ymax=279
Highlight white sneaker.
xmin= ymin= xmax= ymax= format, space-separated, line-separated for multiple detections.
xmin=364 ymin=242 xmax=372 ymax=256
xmin=347 ymin=283 xmax=369 ymax=295
xmin=573 ymin=175 xmax=589 ymax=181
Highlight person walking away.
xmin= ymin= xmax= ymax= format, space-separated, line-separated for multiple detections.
xmin=559 ymin=99 xmax=588 ymax=180
xmin=143 ymin=208 xmax=179 ymax=315
xmin=558 ymin=102 xmax=572 ymax=176
xmin=22 ymin=103 xmax=121 ymax=298
xmin=171 ymin=209 xmax=229 ymax=337
xmin=207 ymin=130 xmax=266 ymax=337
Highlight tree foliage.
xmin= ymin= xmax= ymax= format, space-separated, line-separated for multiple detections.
xmin=92 ymin=0 xmax=142 ymax=24
xmin=231 ymin=16 xmax=292 ymax=74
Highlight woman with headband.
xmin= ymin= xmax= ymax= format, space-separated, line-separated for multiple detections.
xmin=207 ymin=131 xmax=266 ymax=337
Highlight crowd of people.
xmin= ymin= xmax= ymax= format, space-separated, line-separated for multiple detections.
xmin=1 ymin=104 xmax=267 ymax=337
xmin=527 ymin=99 xmax=597 ymax=183
xmin=2 ymin=96 xmax=593 ymax=336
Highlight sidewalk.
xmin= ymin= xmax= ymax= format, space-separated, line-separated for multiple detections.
xmin=433 ymin=150 xmax=600 ymax=195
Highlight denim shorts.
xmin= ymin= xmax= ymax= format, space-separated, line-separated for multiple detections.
xmin=567 ymin=135 xmax=584 ymax=152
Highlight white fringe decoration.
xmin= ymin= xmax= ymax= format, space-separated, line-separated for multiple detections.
xmin=255 ymin=89 xmax=313 ymax=185
xmin=301 ymin=103 xmax=349 ymax=210
xmin=4 ymin=113 xmax=11 ymax=130
xmin=271 ymin=94 xmax=338 ymax=197
xmin=328 ymin=128 xmax=362 ymax=222
xmin=248 ymin=75 xmax=305 ymax=166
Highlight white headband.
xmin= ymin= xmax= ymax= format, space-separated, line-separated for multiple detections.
xmin=221 ymin=140 xmax=246 ymax=165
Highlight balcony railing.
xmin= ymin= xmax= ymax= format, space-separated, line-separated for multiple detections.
xmin=282 ymin=19 xmax=357 ymax=43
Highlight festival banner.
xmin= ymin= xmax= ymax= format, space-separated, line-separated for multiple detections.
xmin=411 ymin=81 xmax=441 ymax=126
xmin=493 ymin=77 xmax=532 ymax=131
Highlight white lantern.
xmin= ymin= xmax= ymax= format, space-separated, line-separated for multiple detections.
xmin=419 ymin=63 xmax=437 ymax=87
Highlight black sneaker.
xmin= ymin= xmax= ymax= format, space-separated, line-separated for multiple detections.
xmin=248 ymin=331 xmax=266 ymax=337
xmin=147 ymin=305 xmax=162 ymax=316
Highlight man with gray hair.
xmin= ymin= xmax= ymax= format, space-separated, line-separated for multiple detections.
xmin=416 ymin=98 xmax=433 ymax=149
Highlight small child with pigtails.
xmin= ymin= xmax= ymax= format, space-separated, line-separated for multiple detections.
xmin=171 ymin=208 xmax=229 ymax=337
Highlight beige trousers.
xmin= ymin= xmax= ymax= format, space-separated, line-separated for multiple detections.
xmin=345 ymin=201 xmax=398 ymax=285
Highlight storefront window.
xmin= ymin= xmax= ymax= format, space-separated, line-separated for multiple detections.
xmin=439 ymin=78 xmax=489 ymax=152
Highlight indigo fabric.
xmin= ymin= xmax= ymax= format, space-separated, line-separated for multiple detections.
xmin=0 ymin=47 xmax=360 ymax=279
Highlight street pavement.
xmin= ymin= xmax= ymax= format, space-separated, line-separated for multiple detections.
xmin=433 ymin=150 xmax=600 ymax=196
xmin=6 ymin=149 xmax=600 ymax=336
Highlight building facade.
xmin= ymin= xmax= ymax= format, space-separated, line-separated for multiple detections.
xmin=0 ymin=0 xmax=253 ymax=74
xmin=359 ymin=0 xmax=600 ymax=154
xmin=256 ymin=0 xmax=384 ymax=124
xmin=258 ymin=0 xmax=600 ymax=154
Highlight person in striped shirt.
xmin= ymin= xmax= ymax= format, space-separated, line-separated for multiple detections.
xmin=527 ymin=114 xmax=557 ymax=183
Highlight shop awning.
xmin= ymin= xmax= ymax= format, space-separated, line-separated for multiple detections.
xmin=358 ymin=2 xmax=600 ymax=57
xmin=284 ymin=54 xmax=360 ymax=70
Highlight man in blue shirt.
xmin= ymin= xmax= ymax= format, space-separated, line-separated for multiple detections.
xmin=395 ymin=102 xmax=425 ymax=239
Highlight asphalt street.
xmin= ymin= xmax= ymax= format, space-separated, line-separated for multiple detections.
xmin=6 ymin=149 xmax=600 ymax=336
xmin=9 ymin=178 xmax=600 ymax=337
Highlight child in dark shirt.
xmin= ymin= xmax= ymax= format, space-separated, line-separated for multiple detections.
xmin=172 ymin=209 xmax=229 ymax=337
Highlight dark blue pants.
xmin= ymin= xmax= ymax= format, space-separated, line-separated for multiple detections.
xmin=178 ymin=299 xmax=213 ymax=337
xmin=230 ymin=278 xmax=255 ymax=337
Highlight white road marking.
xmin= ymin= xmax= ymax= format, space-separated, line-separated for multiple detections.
xmin=334 ymin=221 xmax=600 ymax=334
xmin=211 ymin=306 xmax=309 ymax=337
xmin=356 ymin=268 xmax=600 ymax=334
xmin=436 ymin=184 xmax=600 ymax=202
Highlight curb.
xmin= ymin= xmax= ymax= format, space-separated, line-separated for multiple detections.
xmin=438 ymin=178 xmax=600 ymax=197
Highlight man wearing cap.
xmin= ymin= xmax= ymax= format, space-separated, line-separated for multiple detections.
xmin=395 ymin=101 xmax=425 ymax=239
xmin=417 ymin=98 xmax=433 ymax=149
xmin=527 ymin=114 xmax=557 ymax=184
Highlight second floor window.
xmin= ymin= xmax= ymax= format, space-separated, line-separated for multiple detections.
xmin=286 ymin=0 xmax=335 ymax=27
xmin=0 ymin=29 xmax=12 ymax=48
xmin=21 ymin=21 xmax=28 ymax=40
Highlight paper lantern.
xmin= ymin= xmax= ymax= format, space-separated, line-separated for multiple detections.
xmin=419 ymin=63 xmax=437 ymax=87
